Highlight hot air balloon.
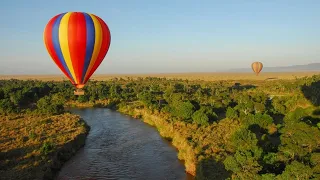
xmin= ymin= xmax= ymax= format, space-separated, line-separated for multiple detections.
xmin=251 ymin=62 xmax=263 ymax=76
xmin=43 ymin=12 xmax=111 ymax=95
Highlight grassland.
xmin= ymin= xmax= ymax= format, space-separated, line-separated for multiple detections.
xmin=1 ymin=72 xmax=320 ymax=179
xmin=0 ymin=71 xmax=319 ymax=82
xmin=0 ymin=113 xmax=90 ymax=180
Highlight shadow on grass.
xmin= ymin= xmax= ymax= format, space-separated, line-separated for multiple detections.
xmin=229 ymin=83 xmax=256 ymax=92
xmin=300 ymin=78 xmax=320 ymax=127
xmin=0 ymin=146 xmax=43 ymax=180
xmin=301 ymin=79 xmax=320 ymax=106
xmin=265 ymin=77 xmax=278 ymax=81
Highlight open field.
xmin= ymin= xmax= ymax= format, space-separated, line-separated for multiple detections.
xmin=1 ymin=74 xmax=320 ymax=179
xmin=0 ymin=71 xmax=319 ymax=82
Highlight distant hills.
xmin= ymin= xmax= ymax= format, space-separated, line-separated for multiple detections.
xmin=227 ymin=63 xmax=320 ymax=72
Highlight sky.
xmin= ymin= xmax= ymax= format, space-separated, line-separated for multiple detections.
xmin=0 ymin=0 xmax=320 ymax=74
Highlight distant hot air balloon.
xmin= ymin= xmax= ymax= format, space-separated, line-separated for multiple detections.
xmin=43 ymin=12 xmax=111 ymax=95
xmin=251 ymin=62 xmax=263 ymax=76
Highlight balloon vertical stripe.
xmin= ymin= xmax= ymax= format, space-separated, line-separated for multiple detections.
xmin=43 ymin=14 xmax=75 ymax=84
xmin=67 ymin=12 xmax=87 ymax=84
xmin=59 ymin=12 xmax=77 ymax=83
xmin=44 ymin=12 xmax=111 ymax=89
xmin=82 ymin=13 xmax=96 ymax=83
xmin=51 ymin=13 xmax=76 ymax=83
xmin=83 ymin=14 xmax=103 ymax=82
xmin=84 ymin=15 xmax=111 ymax=83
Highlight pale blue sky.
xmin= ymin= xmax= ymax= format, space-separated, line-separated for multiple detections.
xmin=1 ymin=0 xmax=320 ymax=74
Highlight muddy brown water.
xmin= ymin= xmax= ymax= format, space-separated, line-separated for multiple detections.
xmin=56 ymin=108 xmax=194 ymax=180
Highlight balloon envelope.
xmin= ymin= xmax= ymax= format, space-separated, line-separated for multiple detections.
xmin=43 ymin=12 xmax=111 ymax=89
xmin=251 ymin=62 xmax=263 ymax=75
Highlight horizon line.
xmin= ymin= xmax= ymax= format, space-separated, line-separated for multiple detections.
xmin=0 ymin=71 xmax=319 ymax=76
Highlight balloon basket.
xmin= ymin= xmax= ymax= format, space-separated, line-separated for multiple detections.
xmin=74 ymin=89 xmax=85 ymax=96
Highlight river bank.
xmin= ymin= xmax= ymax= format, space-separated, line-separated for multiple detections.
xmin=67 ymin=101 xmax=199 ymax=176
xmin=0 ymin=113 xmax=90 ymax=180
xmin=57 ymin=108 xmax=190 ymax=180
xmin=116 ymin=104 xmax=233 ymax=179
xmin=66 ymin=100 xmax=232 ymax=179
xmin=118 ymin=106 xmax=198 ymax=176
xmin=1 ymin=100 xmax=198 ymax=179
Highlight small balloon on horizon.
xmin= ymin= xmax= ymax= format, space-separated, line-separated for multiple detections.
xmin=251 ymin=61 xmax=263 ymax=76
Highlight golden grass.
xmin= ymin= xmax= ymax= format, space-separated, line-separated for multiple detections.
xmin=0 ymin=71 xmax=319 ymax=82
xmin=0 ymin=113 xmax=89 ymax=180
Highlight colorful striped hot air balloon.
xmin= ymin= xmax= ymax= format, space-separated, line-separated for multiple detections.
xmin=251 ymin=62 xmax=263 ymax=76
xmin=43 ymin=12 xmax=111 ymax=93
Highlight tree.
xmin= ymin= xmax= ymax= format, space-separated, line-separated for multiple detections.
xmin=310 ymin=153 xmax=320 ymax=178
xmin=243 ymin=113 xmax=273 ymax=129
xmin=224 ymin=148 xmax=263 ymax=179
xmin=191 ymin=106 xmax=217 ymax=125
xmin=279 ymin=121 xmax=320 ymax=160
xmin=254 ymin=102 xmax=265 ymax=114
xmin=223 ymin=128 xmax=262 ymax=179
xmin=271 ymin=97 xmax=288 ymax=114
xmin=0 ymin=98 xmax=16 ymax=114
xmin=283 ymin=107 xmax=308 ymax=125
xmin=174 ymin=83 xmax=185 ymax=93
xmin=226 ymin=107 xmax=238 ymax=120
xmin=278 ymin=161 xmax=313 ymax=179
xmin=192 ymin=109 xmax=209 ymax=126
xmin=36 ymin=96 xmax=64 ymax=115
xmin=138 ymin=91 xmax=154 ymax=107
xmin=171 ymin=100 xmax=195 ymax=121
xmin=77 ymin=94 xmax=89 ymax=103
xmin=235 ymin=95 xmax=255 ymax=115
xmin=223 ymin=128 xmax=263 ymax=179
xmin=109 ymin=84 xmax=122 ymax=99
xmin=0 ymin=89 xmax=4 ymax=99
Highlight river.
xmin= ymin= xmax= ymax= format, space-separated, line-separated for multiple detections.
xmin=56 ymin=108 xmax=194 ymax=180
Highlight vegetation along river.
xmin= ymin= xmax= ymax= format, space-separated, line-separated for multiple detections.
xmin=56 ymin=108 xmax=193 ymax=180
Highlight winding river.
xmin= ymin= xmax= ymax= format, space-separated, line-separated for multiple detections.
xmin=56 ymin=108 xmax=193 ymax=180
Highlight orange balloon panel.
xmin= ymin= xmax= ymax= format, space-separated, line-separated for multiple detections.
xmin=43 ymin=12 xmax=111 ymax=89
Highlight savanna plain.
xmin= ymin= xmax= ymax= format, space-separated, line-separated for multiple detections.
xmin=1 ymin=72 xmax=320 ymax=180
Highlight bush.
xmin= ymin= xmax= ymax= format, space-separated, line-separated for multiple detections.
xmin=192 ymin=110 xmax=209 ymax=126
xmin=40 ymin=141 xmax=54 ymax=155
xmin=36 ymin=96 xmax=64 ymax=115
xmin=226 ymin=107 xmax=238 ymax=119
xmin=170 ymin=101 xmax=195 ymax=121
xmin=0 ymin=98 xmax=16 ymax=114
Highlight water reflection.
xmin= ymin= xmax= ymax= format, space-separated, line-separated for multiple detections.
xmin=56 ymin=108 xmax=193 ymax=180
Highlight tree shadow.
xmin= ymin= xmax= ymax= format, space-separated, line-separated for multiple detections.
xmin=265 ymin=97 xmax=285 ymax=125
xmin=228 ymin=83 xmax=256 ymax=92
xmin=247 ymin=124 xmax=284 ymax=175
xmin=248 ymin=124 xmax=281 ymax=153
xmin=300 ymin=115 xmax=320 ymax=127
xmin=248 ymin=124 xmax=267 ymax=139
xmin=0 ymin=146 xmax=43 ymax=180
xmin=301 ymin=80 xmax=320 ymax=106
xmin=195 ymin=156 xmax=231 ymax=180
xmin=312 ymin=109 xmax=320 ymax=115
xmin=265 ymin=77 xmax=278 ymax=81
xmin=270 ymin=113 xmax=285 ymax=125
xmin=300 ymin=79 xmax=320 ymax=127
xmin=212 ymin=107 xmax=226 ymax=122
xmin=216 ymin=111 xmax=226 ymax=122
